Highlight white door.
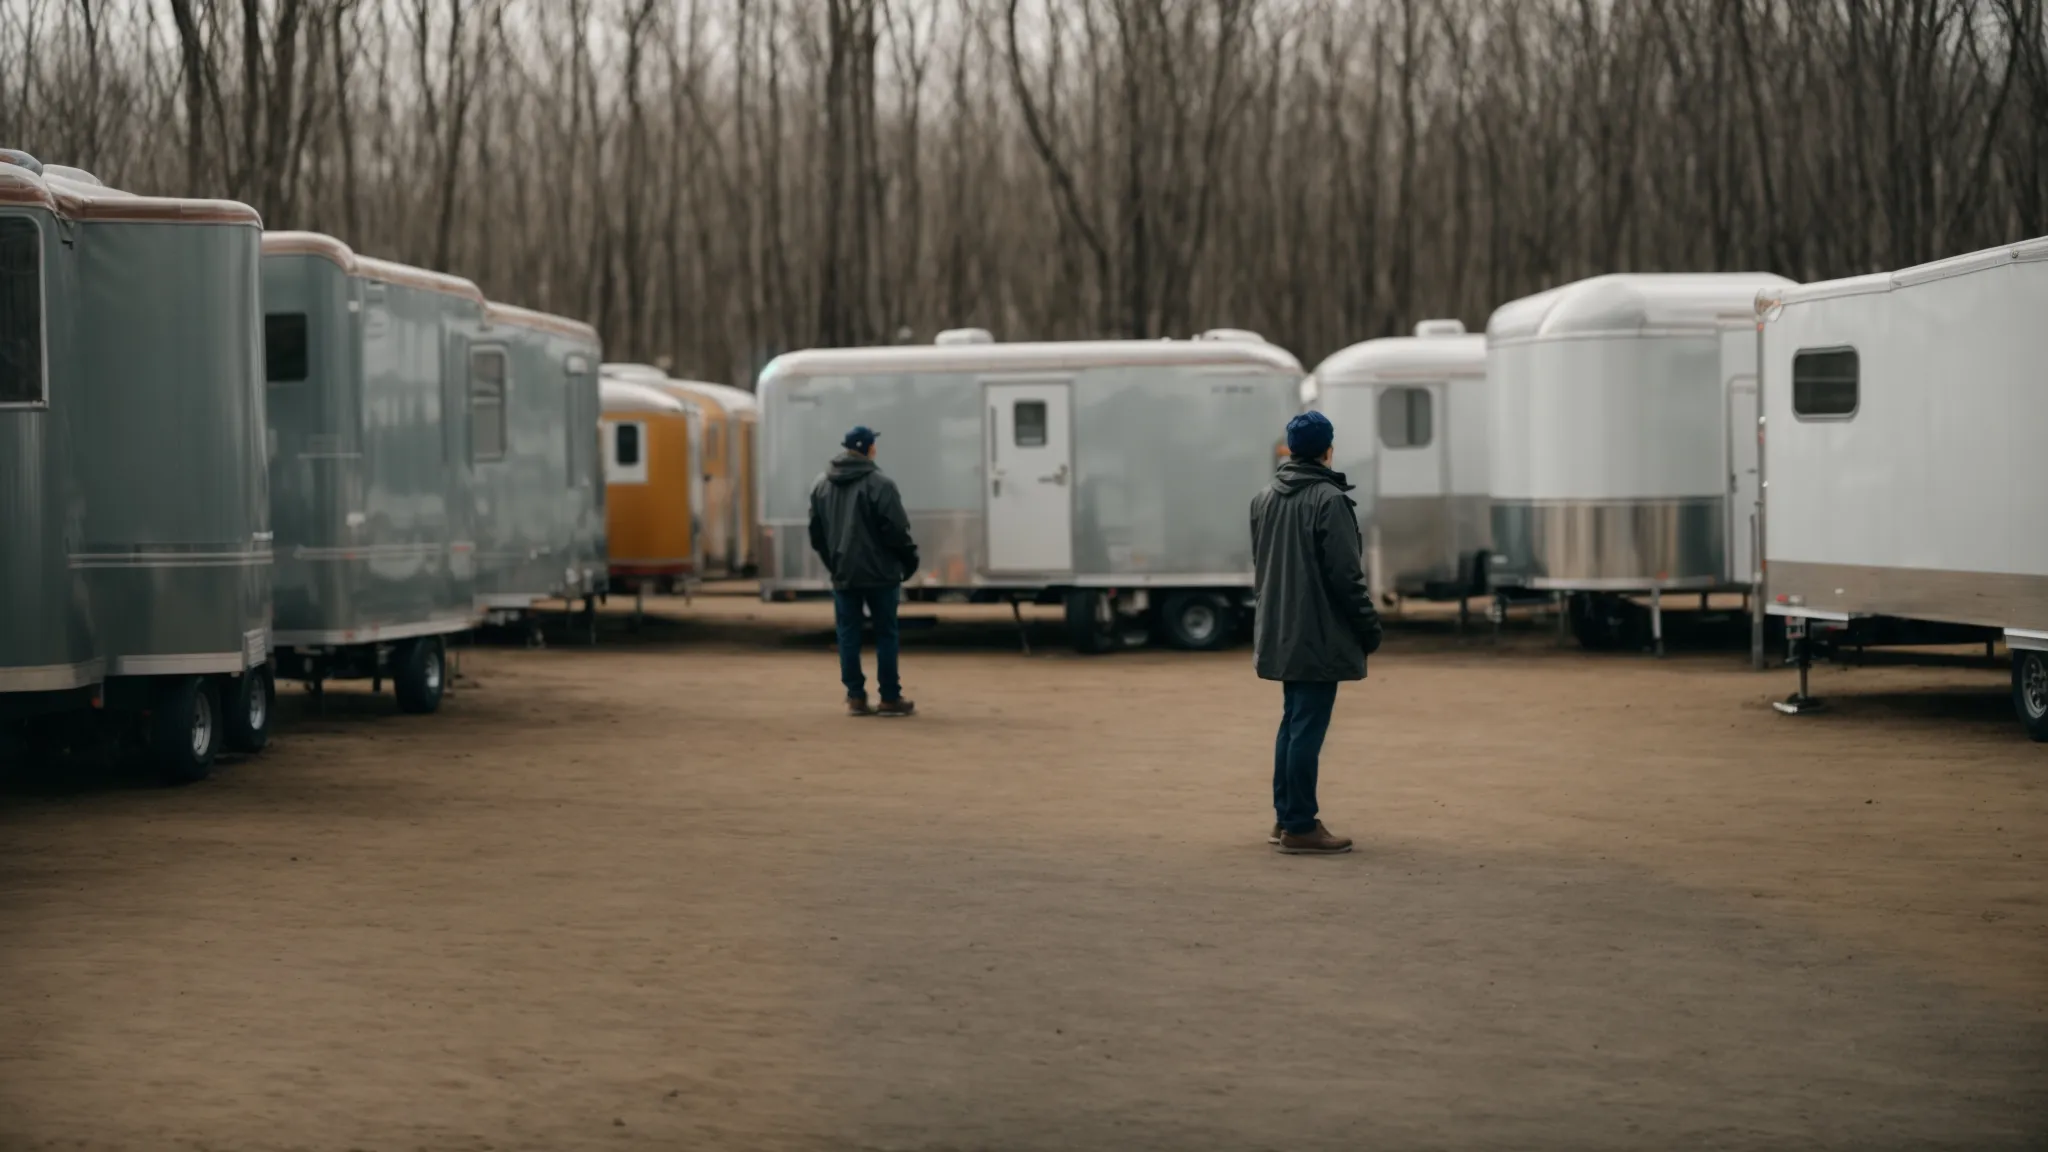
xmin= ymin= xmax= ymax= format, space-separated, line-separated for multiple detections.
xmin=1373 ymin=382 xmax=1447 ymax=500
xmin=1727 ymin=375 xmax=1759 ymax=583
xmin=983 ymin=380 xmax=1074 ymax=575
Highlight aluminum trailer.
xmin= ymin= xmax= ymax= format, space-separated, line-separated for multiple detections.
xmin=1304 ymin=319 xmax=1491 ymax=612
xmin=1757 ymin=238 xmax=2048 ymax=741
xmin=1486 ymin=272 xmax=1795 ymax=653
xmin=471 ymin=303 xmax=606 ymax=632
xmin=755 ymin=335 xmax=1304 ymax=652
xmin=0 ymin=153 xmax=272 ymax=783
xmin=260 ymin=232 xmax=485 ymax=712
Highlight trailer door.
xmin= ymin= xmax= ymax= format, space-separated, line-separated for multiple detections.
xmin=1723 ymin=324 xmax=1761 ymax=586
xmin=983 ymin=378 xmax=1074 ymax=576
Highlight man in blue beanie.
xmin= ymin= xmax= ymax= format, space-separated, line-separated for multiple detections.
xmin=1249 ymin=410 xmax=1383 ymax=854
xmin=809 ymin=425 xmax=920 ymax=716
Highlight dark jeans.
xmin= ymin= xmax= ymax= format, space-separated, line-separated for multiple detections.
xmin=833 ymin=585 xmax=902 ymax=702
xmin=1273 ymin=681 xmax=1339 ymax=834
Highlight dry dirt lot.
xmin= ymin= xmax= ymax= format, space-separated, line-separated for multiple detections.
xmin=2 ymin=590 xmax=2044 ymax=1151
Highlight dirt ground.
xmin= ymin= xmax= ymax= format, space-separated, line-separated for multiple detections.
xmin=2 ymin=588 xmax=2044 ymax=1151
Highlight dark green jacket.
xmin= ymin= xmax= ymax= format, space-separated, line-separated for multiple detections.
xmin=1250 ymin=460 xmax=1383 ymax=682
xmin=808 ymin=453 xmax=919 ymax=588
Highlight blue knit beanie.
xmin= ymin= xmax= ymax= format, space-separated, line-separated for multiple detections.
xmin=1286 ymin=411 xmax=1334 ymax=459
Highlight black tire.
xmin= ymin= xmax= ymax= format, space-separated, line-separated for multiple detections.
xmin=225 ymin=666 xmax=273 ymax=755
xmin=148 ymin=676 xmax=219 ymax=786
xmin=1064 ymin=590 xmax=1117 ymax=655
xmin=393 ymin=635 xmax=447 ymax=715
xmin=2014 ymin=649 xmax=2048 ymax=743
xmin=1159 ymin=591 xmax=1235 ymax=652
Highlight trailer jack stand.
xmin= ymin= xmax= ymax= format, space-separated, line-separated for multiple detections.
xmin=1772 ymin=640 xmax=1826 ymax=715
xmin=1010 ymin=596 xmax=1032 ymax=656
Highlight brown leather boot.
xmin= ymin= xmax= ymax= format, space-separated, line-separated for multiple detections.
xmin=1277 ymin=821 xmax=1353 ymax=855
xmin=847 ymin=694 xmax=874 ymax=716
xmin=877 ymin=697 xmax=916 ymax=717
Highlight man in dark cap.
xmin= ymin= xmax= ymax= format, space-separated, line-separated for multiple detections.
xmin=1249 ymin=410 xmax=1383 ymax=854
xmin=809 ymin=425 xmax=920 ymax=716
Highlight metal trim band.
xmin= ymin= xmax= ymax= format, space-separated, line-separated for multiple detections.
xmin=108 ymin=652 xmax=246 ymax=676
xmin=0 ymin=659 xmax=103 ymax=693
xmin=290 ymin=543 xmax=449 ymax=562
xmin=1766 ymin=560 xmax=2048 ymax=634
xmin=1491 ymin=497 xmax=1731 ymax=589
xmin=69 ymin=547 xmax=273 ymax=570
xmin=274 ymin=615 xmax=478 ymax=647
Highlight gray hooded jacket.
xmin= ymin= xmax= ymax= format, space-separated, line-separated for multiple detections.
xmin=1250 ymin=459 xmax=1384 ymax=682
xmin=808 ymin=452 xmax=920 ymax=588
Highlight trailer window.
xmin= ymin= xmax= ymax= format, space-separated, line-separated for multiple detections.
xmin=1378 ymin=387 xmax=1433 ymax=449
xmin=471 ymin=348 xmax=507 ymax=462
xmin=265 ymin=313 xmax=309 ymax=383
xmin=1792 ymin=348 xmax=1858 ymax=419
xmin=607 ymin=421 xmax=650 ymax=485
xmin=1014 ymin=400 xmax=1048 ymax=447
xmin=0 ymin=217 xmax=44 ymax=405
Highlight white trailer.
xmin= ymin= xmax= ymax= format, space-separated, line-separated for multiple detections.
xmin=1303 ymin=320 xmax=1491 ymax=613
xmin=1486 ymin=272 xmax=1794 ymax=652
xmin=755 ymin=335 xmax=1305 ymax=652
xmin=1757 ymin=238 xmax=2048 ymax=741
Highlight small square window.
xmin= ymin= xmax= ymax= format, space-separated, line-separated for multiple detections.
xmin=1015 ymin=400 xmax=1048 ymax=447
xmin=265 ymin=313 xmax=309 ymax=383
xmin=1792 ymin=348 xmax=1858 ymax=419
xmin=616 ymin=422 xmax=641 ymax=467
xmin=1378 ymin=386 xmax=1433 ymax=449
xmin=0 ymin=216 xmax=45 ymax=405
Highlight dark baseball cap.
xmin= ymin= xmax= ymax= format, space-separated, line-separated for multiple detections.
xmin=843 ymin=425 xmax=878 ymax=452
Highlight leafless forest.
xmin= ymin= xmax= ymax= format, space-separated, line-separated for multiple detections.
xmin=2 ymin=0 xmax=2043 ymax=385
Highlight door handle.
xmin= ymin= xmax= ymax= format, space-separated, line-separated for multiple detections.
xmin=1038 ymin=464 xmax=1069 ymax=486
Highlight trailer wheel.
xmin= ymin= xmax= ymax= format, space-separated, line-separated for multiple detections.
xmin=148 ymin=676 xmax=220 ymax=786
xmin=1064 ymin=591 xmax=1117 ymax=655
xmin=2015 ymin=650 xmax=2048 ymax=743
xmin=394 ymin=636 xmax=447 ymax=715
xmin=1160 ymin=592 xmax=1235 ymax=652
xmin=225 ymin=666 xmax=273 ymax=754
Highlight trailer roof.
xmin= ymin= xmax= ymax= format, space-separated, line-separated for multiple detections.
xmin=485 ymin=301 xmax=600 ymax=343
xmin=761 ymin=339 xmax=1304 ymax=382
xmin=0 ymin=161 xmax=260 ymax=226
xmin=1763 ymin=235 xmax=2048 ymax=314
xmin=665 ymin=379 xmax=758 ymax=414
xmin=1488 ymin=272 xmax=1793 ymax=343
xmin=601 ymin=377 xmax=691 ymax=415
xmin=264 ymin=231 xmax=487 ymax=304
xmin=1311 ymin=332 xmax=1486 ymax=385
xmin=601 ymin=362 xmax=669 ymax=382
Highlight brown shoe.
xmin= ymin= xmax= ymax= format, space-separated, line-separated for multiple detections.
xmin=1267 ymin=824 xmax=1283 ymax=846
xmin=876 ymin=698 xmax=916 ymax=717
xmin=847 ymin=694 xmax=874 ymax=716
xmin=1277 ymin=821 xmax=1352 ymax=855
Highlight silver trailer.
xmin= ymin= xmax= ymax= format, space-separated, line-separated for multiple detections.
xmin=260 ymin=232 xmax=485 ymax=712
xmin=1486 ymin=272 xmax=1794 ymax=652
xmin=0 ymin=154 xmax=272 ymax=783
xmin=1303 ymin=320 xmax=1491 ymax=610
xmin=756 ymin=335 xmax=1304 ymax=651
xmin=471 ymin=303 xmax=606 ymax=626
xmin=1757 ymin=239 xmax=2048 ymax=741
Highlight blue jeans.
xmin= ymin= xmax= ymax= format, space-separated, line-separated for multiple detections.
xmin=833 ymin=585 xmax=902 ymax=702
xmin=1274 ymin=682 xmax=1339 ymax=834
